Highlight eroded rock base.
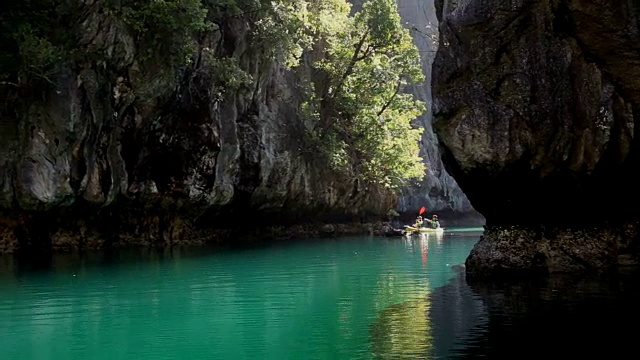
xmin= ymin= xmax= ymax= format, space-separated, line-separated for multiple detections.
xmin=0 ymin=211 xmax=387 ymax=256
xmin=466 ymin=224 xmax=640 ymax=277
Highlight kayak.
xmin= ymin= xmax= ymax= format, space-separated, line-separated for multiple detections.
xmin=404 ymin=226 xmax=444 ymax=235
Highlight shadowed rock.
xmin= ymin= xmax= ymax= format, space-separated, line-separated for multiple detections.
xmin=432 ymin=0 xmax=640 ymax=274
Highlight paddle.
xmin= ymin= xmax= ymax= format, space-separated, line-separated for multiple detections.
xmin=404 ymin=207 xmax=427 ymax=232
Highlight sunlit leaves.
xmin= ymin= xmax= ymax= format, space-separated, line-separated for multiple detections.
xmin=298 ymin=0 xmax=426 ymax=188
xmin=253 ymin=1 xmax=314 ymax=68
xmin=356 ymin=0 xmax=403 ymax=48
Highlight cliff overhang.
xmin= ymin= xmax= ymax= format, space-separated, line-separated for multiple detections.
xmin=432 ymin=0 xmax=640 ymax=275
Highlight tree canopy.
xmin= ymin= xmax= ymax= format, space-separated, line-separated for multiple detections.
xmin=294 ymin=0 xmax=427 ymax=187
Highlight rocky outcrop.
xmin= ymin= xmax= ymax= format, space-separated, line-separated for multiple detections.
xmin=465 ymin=225 xmax=622 ymax=277
xmin=432 ymin=0 xmax=640 ymax=275
xmin=0 ymin=1 xmax=398 ymax=254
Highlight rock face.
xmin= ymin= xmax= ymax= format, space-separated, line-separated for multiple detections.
xmin=396 ymin=0 xmax=481 ymax=221
xmin=0 ymin=1 xmax=400 ymax=254
xmin=432 ymin=0 xmax=640 ymax=275
xmin=352 ymin=0 xmax=484 ymax=222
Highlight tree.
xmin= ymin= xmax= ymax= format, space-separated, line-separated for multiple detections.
xmin=304 ymin=0 xmax=426 ymax=187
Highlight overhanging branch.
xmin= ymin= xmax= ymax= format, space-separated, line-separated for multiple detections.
xmin=377 ymin=81 xmax=401 ymax=117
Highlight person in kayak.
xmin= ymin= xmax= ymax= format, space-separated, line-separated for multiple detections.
xmin=426 ymin=215 xmax=440 ymax=228
xmin=414 ymin=216 xmax=424 ymax=228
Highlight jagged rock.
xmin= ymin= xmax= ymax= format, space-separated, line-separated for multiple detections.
xmin=373 ymin=222 xmax=406 ymax=237
xmin=319 ymin=224 xmax=337 ymax=237
xmin=433 ymin=0 xmax=640 ymax=274
xmin=465 ymin=225 xmax=620 ymax=277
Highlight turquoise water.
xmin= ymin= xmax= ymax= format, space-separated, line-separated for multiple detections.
xmin=0 ymin=228 xmax=481 ymax=359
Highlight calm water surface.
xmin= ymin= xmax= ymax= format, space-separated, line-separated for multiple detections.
xmin=1 ymin=227 xmax=639 ymax=359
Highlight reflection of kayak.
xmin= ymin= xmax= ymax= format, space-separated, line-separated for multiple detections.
xmin=404 ymin=226 xmax=444 ymax=235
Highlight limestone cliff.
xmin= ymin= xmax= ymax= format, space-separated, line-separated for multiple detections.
xmin=433 ymin=0 xmax=640 ymax=275
xmin=0 ymin=1 xmax=399 ymax=254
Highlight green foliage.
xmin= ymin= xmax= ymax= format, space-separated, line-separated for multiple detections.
xmin=0 ymin=0 xmax=71 ymax=86
xmin=253 ymin=3 xmax=309 ymax=67
xmin=0 ymin=1 xmax=249 ymax=88
xmin=118 ymin=0 xmax=211 ymax=65
xmin=253 ymin=0 xmax=426 ymax=188
xmin=198 ymin=50 xmax=253 ymax=99
xmin=0 ymin=0 xmax=213 ymax=85
xmin=298 ymin=0 xmax=427 ymax=188
xmin=13 ymin=26 xmax=63 ymax=84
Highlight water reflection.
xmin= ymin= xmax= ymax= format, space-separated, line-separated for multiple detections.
xmin=381 ymin=264 xmax=640 ymax=359
xmin=428 ymin=266 xmax=487 ymax=358
xmin=449 ymin=271 xmax=640 ymax=358
xmin=370 ymin=296 xmax=433 ymax=358
xmin=369 ymin=234 xmax=446 ymax=359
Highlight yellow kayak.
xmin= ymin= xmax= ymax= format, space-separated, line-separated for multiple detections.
xmin=404 ymin=226 xmax=444 ymax=235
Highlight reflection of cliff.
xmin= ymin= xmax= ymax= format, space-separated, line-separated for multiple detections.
xmin=456 ymin=273 xmax=640 ymax=358
xmin=427 ymin=266 xmax=487 ymax=358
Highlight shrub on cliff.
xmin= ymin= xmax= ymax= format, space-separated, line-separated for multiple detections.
xmin=119 ymin=0 xmax=210 ymax=65
xmin=0 ymin=0 xmax=70 ymax=88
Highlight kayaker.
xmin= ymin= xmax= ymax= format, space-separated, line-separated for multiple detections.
xmin=427 ymin=215 xmax=440 ymax=229
xmin=414 ymin=216 xmax=423 ymax=228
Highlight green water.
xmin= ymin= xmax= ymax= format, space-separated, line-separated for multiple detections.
xmin=0 ymin=229 xmax=482 ymax=359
